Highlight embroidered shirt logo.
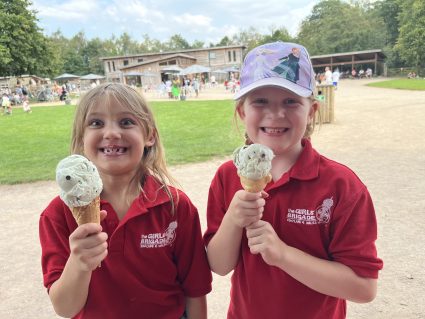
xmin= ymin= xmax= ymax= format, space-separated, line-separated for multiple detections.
xmin=315 ymin=197 xmax=334 ymax=224
xmin=286 ymin=197 xmax=334 ymax=225
xmin=140 ymin=221 xmax=177 ymax=248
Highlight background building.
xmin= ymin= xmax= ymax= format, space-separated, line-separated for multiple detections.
xmin=100 ymin=45 xmax=245 ymax=87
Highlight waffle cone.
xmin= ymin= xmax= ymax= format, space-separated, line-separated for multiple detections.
xmin=239 ymin=174 xmax=272 ymax=193
xmin=71 ymin=196 xmax=100 ymax=226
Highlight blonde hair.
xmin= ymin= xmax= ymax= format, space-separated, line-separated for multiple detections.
xmin=70 ymin=83 xmax=178 ymax=213
xmin=234 ymin=93 xmax=321 ymax=143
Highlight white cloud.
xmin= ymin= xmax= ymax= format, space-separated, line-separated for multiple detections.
xmin=173 ymin=13 xmax=212 ymax=28
xmin=33 ymin=0 xmax=99 ymax=21
xmin=33 ymin=0 xmax=321 ymax=42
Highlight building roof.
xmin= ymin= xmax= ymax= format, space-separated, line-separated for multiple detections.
xmin=100 ymin=44 xmax=246 ymax=61
xmin=311 ymin=49 xmax=386 ymax=67
xmin=120 ymin=53 xmax=197 ymax=70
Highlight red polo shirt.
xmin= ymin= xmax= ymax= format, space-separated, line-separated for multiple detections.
xmin=40 ymin=175 xmax=212 ymax=319
xmin=204 ymin=139 xmax=383 ymax=319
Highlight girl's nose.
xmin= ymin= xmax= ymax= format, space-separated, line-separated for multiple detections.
xmin=103 ymin=123 xmax=121 ymax=139
xmin=267 ymin=103 xmax=286 ymax=118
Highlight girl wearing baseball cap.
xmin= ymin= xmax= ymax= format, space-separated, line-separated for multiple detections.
xmin=204 ymin=42 xmax=383 ymax=319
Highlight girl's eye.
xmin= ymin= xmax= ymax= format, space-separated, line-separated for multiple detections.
xmin=285 ymin=98 xmax=300 ymax=106
xmin=120 ymin=118 xmax=136 ymax=126
xmin=88 ymin=119 xmax=103 ymax=127
xmin=252 ymin=98 xmax=268 ymax=105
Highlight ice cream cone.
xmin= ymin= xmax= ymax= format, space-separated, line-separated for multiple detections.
xmin=71 ymin=196 xmax=100 ymax=226
xmin=239 ymin=174 xmax=272 ymax=193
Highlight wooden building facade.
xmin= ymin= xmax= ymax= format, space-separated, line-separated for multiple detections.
xmin=100 ymin=45 xmax=245 ymax=86
xmin=311 ymin=49 xmax=386 ymax=75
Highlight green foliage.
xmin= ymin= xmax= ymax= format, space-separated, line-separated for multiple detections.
xmin=166 ymin=34 xmax=190 ymax=50
xmin=0 ymin=0 xmax=56 ymax=77
xmin=297 ymin=0 xmax=387 ymax=55
xmin=0 ymin=100 xmax=241 ymax=184
xmin=395 ymin=0 xmax=425 ymax=72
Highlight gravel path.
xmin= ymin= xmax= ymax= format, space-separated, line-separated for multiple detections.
xmin=1 ymin=79 xmax=424 ymax=318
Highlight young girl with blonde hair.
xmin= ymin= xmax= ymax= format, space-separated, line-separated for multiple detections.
xmin=204 ymin=42 xmax=383 ymax=319
xmin=40 ymin=83 xmax=211 ymax=319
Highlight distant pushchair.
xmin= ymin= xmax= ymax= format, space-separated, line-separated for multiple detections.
xmin=59 ymin=88 xmax=68 ymax=101
xmin=37 ymin=87 xmax=54 ymax=102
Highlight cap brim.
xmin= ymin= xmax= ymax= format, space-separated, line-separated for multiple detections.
xmin=234 ymin=77 xmax=313 ymax=100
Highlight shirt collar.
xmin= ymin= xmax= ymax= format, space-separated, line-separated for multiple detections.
xmin=288 ymin=138 xmax=320 ymax=181
xmin=266 ymin=138 xmax=320 ymax=191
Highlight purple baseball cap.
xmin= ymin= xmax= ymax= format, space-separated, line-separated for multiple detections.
xmin=234 ymin=41 xmax=315 ymax=100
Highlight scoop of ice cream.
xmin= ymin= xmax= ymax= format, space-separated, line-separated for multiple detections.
xmin=233 ymin=144 xmax=274 ymax=180
xmin=56 ymin=154 xmax=103 ymax=207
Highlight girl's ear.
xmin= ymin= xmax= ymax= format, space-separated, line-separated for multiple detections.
xmin=309 ymin=100 xmax=319 ymax=119
xmin=146 ymin=136 xmax=155 ymax=147
xmin=145 ymin=130 xmax=156 ymax=147
xmin=236 ymin=102 xmax=246 ymax=120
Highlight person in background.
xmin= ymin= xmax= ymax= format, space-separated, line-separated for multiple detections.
xmin=332 ymin=68 xmax=341 ymax=90
xmin=22 ymin=94 xmax=32 ymax=113
xmin=325 ymin=66 xmax=333 ymax=85
xmin=1 ymin=93 xmax=12 ymax=115
xmin=204 ymin=41 xmax=383 ymax=319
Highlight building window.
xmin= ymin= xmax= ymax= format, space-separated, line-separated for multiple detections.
xmin=123 ymin=60 xmax=129 ymax=66
xmin=233 ymin=51 xmax=236 ymax=62
xmin=168 ymin=60 xmax=176 ymax=65
xmin=108 ymin=62 xmax=111 ymax=72
xmin=138 ymin=58 xmax=143 ymax=63
xmin=209 ymin=52 xmax=216 ymax=59
xmin=228 ymin=51 xmax=231 ymax=62
xmin=159 ymin=62 xmax=167 ymax=66
xmin=112 ymin=61 xmax=116 ymax=71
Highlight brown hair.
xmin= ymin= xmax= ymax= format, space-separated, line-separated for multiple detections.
xmin=70 ymin=83 xmax=178 ymax=213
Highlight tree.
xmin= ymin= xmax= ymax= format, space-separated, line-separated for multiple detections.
xmin=61 ymin=31 xmax=87 ymax=75
xmin=116 ymin=32 xmax=141 ymax=55
xmin=216 ymin=36 xmax=233 ymax=47
xmin=0 ymin=0 xmax=56 ymax=76
xmin=395 ymin=0 xmax=425 ymax=73
xmin=231 ymin=27 xmax=263 ymax=52
xmin=261 ymin=26 xmax=293 ymax=45
xmin=191 ymin=40 xmax=205 ymax=49
xmin=297 ymin=0 xmax=387 ymax=55
xmin=84 ymin=38 xmax=107 ymax=75
xmin=166 ymin=34 xmax=190 ymax=51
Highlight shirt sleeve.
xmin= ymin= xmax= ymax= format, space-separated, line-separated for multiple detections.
xmin=203 ymin=169 xmax=227 ymax=247
xmin=328 ymin=187 xmax=383 ymax=278
xmin=173 ymin=192 xmax=212 ymax=297
xmin=39 ymin=197 xmax=75 ymax=290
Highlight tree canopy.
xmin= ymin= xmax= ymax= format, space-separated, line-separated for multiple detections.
xmin=395 ymin=0 xmax=425 ymax=71
xmin=0 ymin=0 xmax=423 ymax=77
xmin=0 ymin=0 xmax=55 ymax=76
xmin=296 ymin=0 xmax=387 ymax=55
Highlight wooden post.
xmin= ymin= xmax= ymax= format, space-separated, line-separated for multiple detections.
xmin=316 ymin=84 xmax=335 ymax=123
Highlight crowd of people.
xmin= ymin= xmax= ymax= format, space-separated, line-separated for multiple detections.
xmin=0 ymin=82 xmax=31 ymax=115
xmin=315 ymin=66 xmax=374 ymax=86
xmin=159 ymin=76 xmax=203 ymax=99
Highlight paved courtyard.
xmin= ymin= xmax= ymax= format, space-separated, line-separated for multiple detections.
xmin=1 ymin=78 xmax=424 ymax=318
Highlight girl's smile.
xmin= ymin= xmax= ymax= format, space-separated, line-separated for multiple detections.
xmin=261 ymin=127 xmax=290 ymax=135
xmin=100 ymin=145 xmax=128 ymax=156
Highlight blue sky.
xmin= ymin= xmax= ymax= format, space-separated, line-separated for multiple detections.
xmin=32 ymin=0 xmax=320 ymax=44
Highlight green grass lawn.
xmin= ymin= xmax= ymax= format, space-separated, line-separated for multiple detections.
xmin=0 ymin=100 xmax=242 ymax=184
xmin=367 ymin=78 xmax=425 ymax=90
